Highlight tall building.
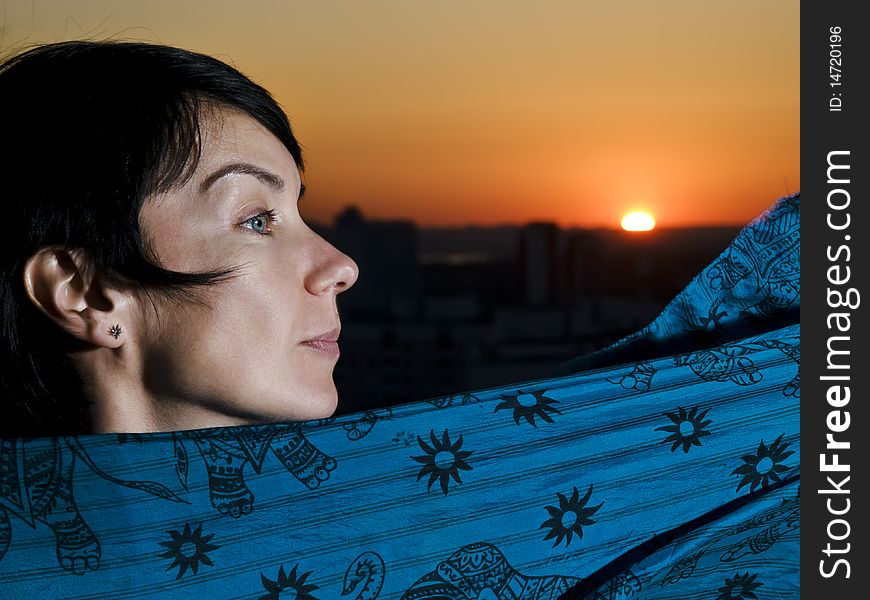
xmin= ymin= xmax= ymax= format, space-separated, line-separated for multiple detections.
xmin=564 ymin=229 xmax=601 ymax=300
xmin=325 ymin=206 xmax=421 ymax=320
xmin=518 ymin=222 xmax=560 ymax=307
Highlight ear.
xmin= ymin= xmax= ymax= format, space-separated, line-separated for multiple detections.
xmin=22 ymin=247 xmax=134 ymax=349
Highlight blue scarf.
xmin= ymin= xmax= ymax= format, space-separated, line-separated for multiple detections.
xmin=0 ymin=194 xmax=800 ymax=599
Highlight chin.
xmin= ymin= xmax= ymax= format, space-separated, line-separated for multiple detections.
xmin=317 ymin=388 xmax=340 ymax=419
xmin=283 ymin=387 xmax=339 ymax=422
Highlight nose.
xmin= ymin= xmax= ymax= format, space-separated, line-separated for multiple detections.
xmin=305 ymin=234 xmax=359 ymax=296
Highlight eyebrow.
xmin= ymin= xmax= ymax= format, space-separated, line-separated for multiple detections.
xmin=199 ymin=162 xmax=291 ymax=195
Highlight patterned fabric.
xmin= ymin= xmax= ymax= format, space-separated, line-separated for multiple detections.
xmin=0 ymin=194 xmax=800 ymax=599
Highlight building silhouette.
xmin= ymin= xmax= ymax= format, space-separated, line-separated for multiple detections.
xmin=312 ymin=205 xmax=741 ymax=414
xmin=518 ymin=222 xmax=560 ymax=307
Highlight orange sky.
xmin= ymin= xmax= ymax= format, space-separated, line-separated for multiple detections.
xmin=2 ymin=1 xmax=799 ymax=228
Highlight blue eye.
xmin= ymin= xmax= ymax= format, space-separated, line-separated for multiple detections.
xmin=242 ymin=209 xmax=277 ymax=235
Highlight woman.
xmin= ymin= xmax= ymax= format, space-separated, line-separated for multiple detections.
xmin=0 ymin=41 xmax=359 ymax=437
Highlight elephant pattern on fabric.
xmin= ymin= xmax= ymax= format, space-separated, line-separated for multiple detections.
xmin=683 ymin=191 xmax=799 ymax=340
xmin=399 ymin=542 xmax=586 ymax=599
xmin=657 ymin=490 xmax=799 ymax=588
xmin=674 ymin=333 xmax=799 ymax=394
xmin=130 ymin=409 xmax=393 ymax=519
xmin=0 ymin=410 xmax=390 ymax=573
xmin=0 ymin=436 xmax=186 ymax=574
xmin=605 ymin=334 xmax=799 ymax=398
xmin=674 ymin=344 xmax=764 ymax=386
xmin=186 ymin=423 xmax=338 ymax=518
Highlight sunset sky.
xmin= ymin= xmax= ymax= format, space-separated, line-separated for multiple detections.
xmin=2 ymin=1 xmax=799 ymax=228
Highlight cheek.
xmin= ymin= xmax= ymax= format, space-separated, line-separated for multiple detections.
xmin=142 ymin=280 xmax=298 ymax=385
xmin=193 ymin=279 xmax=296 ymax=359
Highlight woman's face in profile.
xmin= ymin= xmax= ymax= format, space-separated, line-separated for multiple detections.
xmin=136 ymin=107 xmax=358 ymax=427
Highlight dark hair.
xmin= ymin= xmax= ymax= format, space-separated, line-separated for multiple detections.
xmin=0 ymin=40 xmax=304 ymax=437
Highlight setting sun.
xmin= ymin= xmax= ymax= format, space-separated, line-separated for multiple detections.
xmin=621 ymin=211 xmax=656 ymax=232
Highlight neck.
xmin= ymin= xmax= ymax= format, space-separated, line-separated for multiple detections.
xmin=75 ymin=347 xmax=255 ymax=434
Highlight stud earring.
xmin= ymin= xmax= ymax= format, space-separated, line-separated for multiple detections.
xmin=109 ymin=324 xmax=123 ymax=339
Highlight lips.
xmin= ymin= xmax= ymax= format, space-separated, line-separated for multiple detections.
xmin=301 ymin=325 xmax=341 ymax=358
xmin=302 ymin=325 xmax=341 ymax=343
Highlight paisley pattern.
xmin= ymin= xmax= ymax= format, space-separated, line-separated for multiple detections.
xmin=0 ymin=193 xmax=799 ymax=598
xmin=342 ymin=551 xmax=387 ymax=599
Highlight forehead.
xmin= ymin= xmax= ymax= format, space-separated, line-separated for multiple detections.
xmin=194 ymin=106 xmax=301 ymax=189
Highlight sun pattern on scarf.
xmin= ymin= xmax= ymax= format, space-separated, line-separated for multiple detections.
xmin=715 ymin=572 xmax=763 ymax=599
xmin=732 ymin=434 xmax=794 ymax=493
xmin=494 ymin=389 xmax=562 ymax=427
xmin=158 ymin=523 xmax=220 ymax=580
xmin=259 ymin=564 xmax=320 ymax=600
xmin=540 ymin=484 xmax=603 ymax=548
xmin=655 ymin=405 xmax=713 ymax=453
xmin=411 ymin=429 xmax=474 ymax=495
